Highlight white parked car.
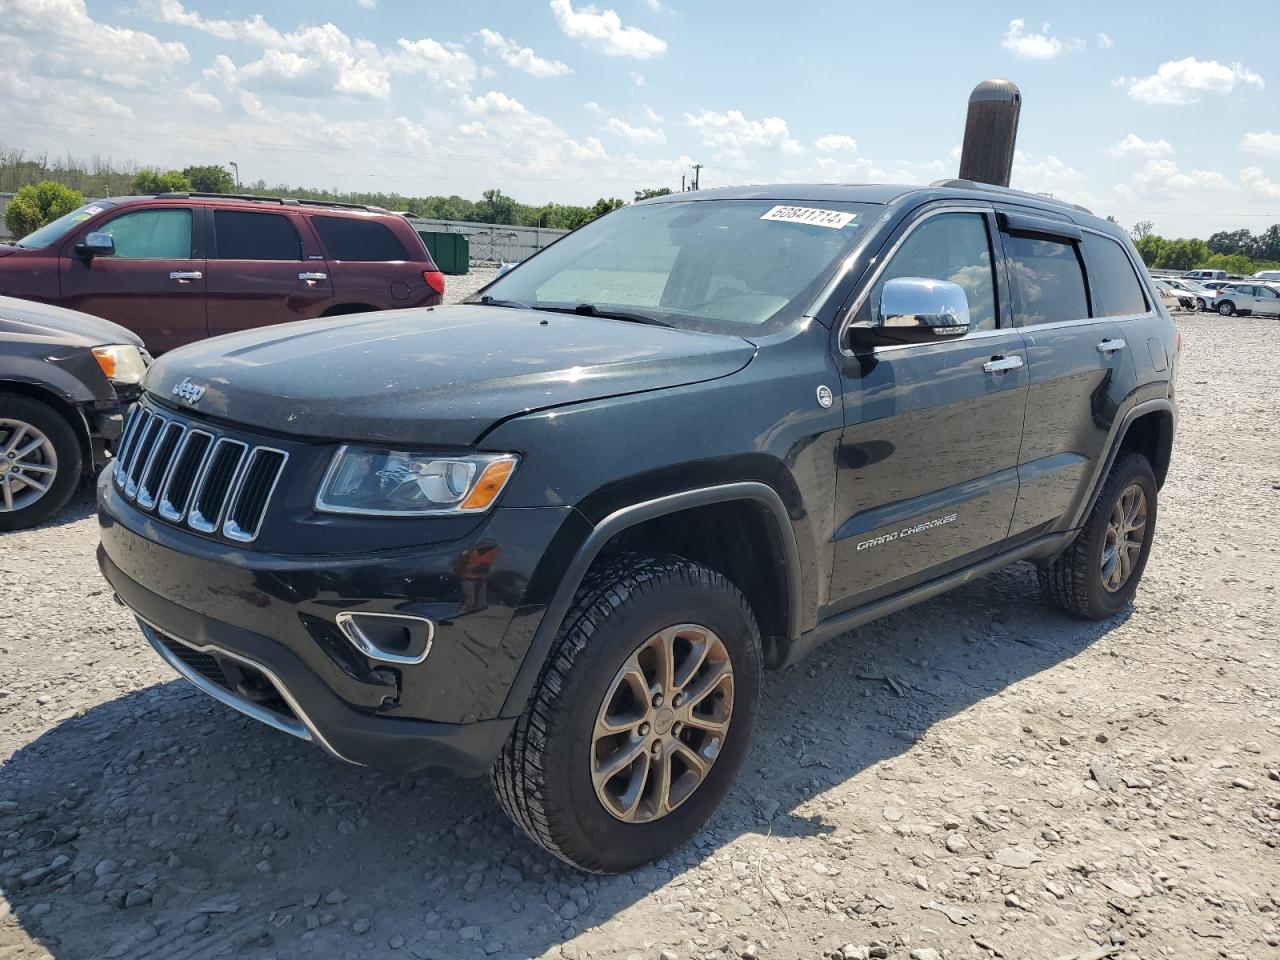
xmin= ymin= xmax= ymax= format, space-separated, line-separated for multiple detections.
xmin=1252 ymin=270 xmax=1280 ymax=281
xmin=1164 ymin=278 xmax=1214 ymax=310
xmin=1212 ymin=282 xmax=1280 ymax=317
xmin=1153 ymin=279 xmax=1194 ymax=311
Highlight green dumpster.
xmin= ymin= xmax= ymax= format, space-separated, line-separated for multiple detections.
xmin=418 ymin=231 xmax=469 ymax=275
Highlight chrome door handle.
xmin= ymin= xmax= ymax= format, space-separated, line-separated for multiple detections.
xmin=983 ymin=355 xmax=1024 ymax=373
xmin=169 ymin=271 xmax=202 ymax=281
xmin=1097 ymin=338 xmax=1127 ymax=354
xmin=298 ymin=272 xmax=327 ymax=282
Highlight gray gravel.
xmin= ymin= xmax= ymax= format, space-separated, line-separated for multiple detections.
xmin=2 ymin=310 xmax=1278 ymax=960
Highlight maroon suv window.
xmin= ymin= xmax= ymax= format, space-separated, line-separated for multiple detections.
xmin=312 ymin=216 xmax=407 ymax=261
xmin=214 ymin=210 xmax=302 ymax=261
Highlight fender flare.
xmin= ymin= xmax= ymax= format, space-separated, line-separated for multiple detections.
xmin=498 ymin=481 xmax=802 ymax=718
xmin=1071 ymin=397 xmax=1175 ymax=529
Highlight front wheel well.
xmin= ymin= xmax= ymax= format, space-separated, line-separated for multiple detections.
xmin=1118 ymin=409 xmax=1174 ymax=488
xmin=320 ymin=303 xmax=377 ymax=317
xmin=591 ymin=499 xmax=793 ymax=666
xmin=0 ymin=382 xmax=92 ymax=474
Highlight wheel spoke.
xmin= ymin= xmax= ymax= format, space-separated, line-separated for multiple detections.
xmin=597 ymin=662 xmax=650 ymax=734
xmin=649 ymin=627 xmax=678 ymax=695
xmin=13 ymin=438 xmax=44 ymax=462
xmin=682 ymin=712 xmax=730 ymax=737
xmin=1 ymin=480 xmax=12 ymax=512
xmin=672 ymin=741 xmax=710 ymax=779
xmin=683 ymin=658 xmax=731 ymax=710
xmin=15 ymin=474 xmax=50 ymax=495
xmin=617 ymin=755 xmax=652 ymax=820
xmin=18 ymin=462 xmax=55 ymax=475
xmin=672 ymin=626 xmax=712 ymax=690
xmin=594 ymin=735 xmax=647 ymax=783
xmin=1 ymin=424 xmax=28 ymax=456
xmin=648 ymin=747 xmax=673 ymax=818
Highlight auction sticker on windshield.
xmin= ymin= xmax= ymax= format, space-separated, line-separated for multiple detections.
xmin=760 ymin=205 xmax=858 ymax=229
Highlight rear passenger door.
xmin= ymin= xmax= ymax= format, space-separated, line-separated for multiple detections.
xmin=309 ymin=214 xmax=426 ymax=310
xmin=1001 ymin=213 xmax=1136 ymax=545
xmin=1252 ymin=284 xmax=1280 ymax=316
xmin=205 ymin=207 xmax=334 ymax=339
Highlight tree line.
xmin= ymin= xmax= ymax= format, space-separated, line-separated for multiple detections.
xmin=1118 ymin=219 xmax=1279 ymax=275
xmin=0 ymin=147 xmax=665 ymax=239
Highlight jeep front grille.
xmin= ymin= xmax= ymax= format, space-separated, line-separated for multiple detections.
xmin=114 ymin=405 xmax=287 ymax=543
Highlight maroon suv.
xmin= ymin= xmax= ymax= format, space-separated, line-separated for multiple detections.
xmin=0 ymin=193 xmax=445 ymax=352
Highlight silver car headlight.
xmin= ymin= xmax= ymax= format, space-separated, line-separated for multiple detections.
xmin=315 ymin=447 xmax=519 ymax=516
xmin=92 ymin=344 xmax=148 ymax=385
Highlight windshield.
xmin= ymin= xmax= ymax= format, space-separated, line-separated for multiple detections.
xmin=471 ymin=198 xmax=879 ymax=334
xmin=13 ymin=200 xmax=117 ymax=249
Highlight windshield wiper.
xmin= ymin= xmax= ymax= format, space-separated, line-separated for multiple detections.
xmin=477 ymin=295 xmax=532 ymax=309
xmin=534 ymin=303 xmax=671 ymax=327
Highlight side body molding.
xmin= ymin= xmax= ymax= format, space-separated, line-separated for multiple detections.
xmin=499 ymin=481 xmax=801 ymax=718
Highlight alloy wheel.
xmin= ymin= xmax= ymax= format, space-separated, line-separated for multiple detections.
xmin=591 ymin=623 xmax=734 ymax=823
xmin=0 ymin=418 xmax=58 ymax=514
xmin=1101 ymin=482 xmax=1147 ymax=593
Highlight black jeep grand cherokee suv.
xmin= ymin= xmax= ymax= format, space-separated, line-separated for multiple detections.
xmin=98 ymin=181 xmax=1177 ymax=873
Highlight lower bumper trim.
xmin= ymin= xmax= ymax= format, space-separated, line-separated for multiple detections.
xmin=138 ymin=617 xmax=361 ymax=765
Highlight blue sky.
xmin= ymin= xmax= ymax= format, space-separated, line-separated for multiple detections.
xmin=2 ymin=0 xmax=1278 ymax=236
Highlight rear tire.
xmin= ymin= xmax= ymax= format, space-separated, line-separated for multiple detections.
xmin=491 ymin=554 xmax=762 ymax=873
xmin=1038 ymin=452 xmax=1157 ymax=620
xmin=1218 ymin=301 xmax=1235 ymax=316
xmin=0 ymin=395 xmax=82 ymax=531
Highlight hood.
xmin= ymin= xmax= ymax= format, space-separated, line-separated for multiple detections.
xmin=146 ymin=305 xmax=756 ymax=446
xmin=0 ymin=294 xmax=144 ymax=348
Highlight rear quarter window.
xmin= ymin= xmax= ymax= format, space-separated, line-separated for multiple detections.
xmin=312 ymin=216 xmax=408 ymax=261
xmin=1083 ymin=233 xmax=1149 ymax=316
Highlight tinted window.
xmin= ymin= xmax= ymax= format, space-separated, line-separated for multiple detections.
xmin=214 ymin=210 xmax=301 ymax=260
xmin=101 ymin=209 xmax=192 ymax=259
xmin=1084 ymin=233 xmax=1148 ymax=317
xmin=1004 ymin=233 xmax=1089 ymax=325
xmin=312 ymin=216 xmax=407 ymax=261
xmin=870 ymin=212 xmax=998 ymax=331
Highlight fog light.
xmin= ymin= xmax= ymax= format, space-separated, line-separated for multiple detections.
xmin=335 ymin=612 xmax=435 ymax=665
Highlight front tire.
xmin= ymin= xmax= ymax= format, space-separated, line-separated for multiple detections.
xmin=492 ymin=555 xmax=762 ymax=873
xmin=1038 ymin=452 xmax=1158 ymax=620
xmin=0 ymin=395 xmax=83 ymax=531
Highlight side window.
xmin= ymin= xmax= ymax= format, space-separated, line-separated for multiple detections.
xmin=1083 ymin=233 xmax=1149 ymax=317
xmin=214 ymin=210 xmax=302 ymax=261
xmin=1003 ymin=233 xmax=1089 ymax=325
xmin=311 ymin=216 xmax=408 ymax=261
xmin=869 ymin=212 xmax=998 ymax=331
xmin=100 ymin=209 xmax=192 ymax=259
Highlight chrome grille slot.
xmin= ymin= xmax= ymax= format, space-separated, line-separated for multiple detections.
xmin=113 ymin=405 xmax=144 ymax=480
xmin=123 ymin=413 xmax=162 ymax=500
xmin=158 ymin=430 xmax=213 ymax=521
xmin=137 ymin=420 xmax=186 ymax=510
xmin=188 ymin=438 xmax=248 ymax=533
xmin=223 ymin=448 xmax=287 ymax=542
xmin=116 ymin=408 xmax=152 ymax=489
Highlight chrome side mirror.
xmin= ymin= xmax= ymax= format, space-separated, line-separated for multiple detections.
xmin=877 ymin=277 xmax=970 ymax=341
xmin=77 ymin=232 xmax=115 ymax=258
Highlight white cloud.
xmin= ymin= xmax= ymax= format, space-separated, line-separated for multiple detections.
xmin=476 ymin=28 xmax=571 ymax=78
xmin=583 ymin=100 xmax=605 ymax=115
xmin=1116 ymin=57 xmax=1264 ymax=105
xmin=604 ymin=116 xmax=665 ymax=144
xmin=1240 ymin=167 xmax=1280 ymax=199
xmin=1108 ymin=133 xmax=1174 ymax=157
xmin=1242 ymin=131 xmax=1280 ymax=156
xmin=1131 ymin=158 xmax=1230 ymax=191
xmin=630 ymin=71 xmax=646 ymax=88
xmin=684 ymin=109 xmax=802 ymax=155
xmin=641 ymin=106 xmax=663 ymax=123
xmin=1001 ymin=19 xmax=1062 ymax=59
xmin=1097 ymin=32 xmax=1114 ymax=49
xmin=814 ymin=134 xmax=858 ymax=154
xmin=644 ymin=0 xmax=672 ymax=11
xmin=549 ymin=0 xmax=666 ymax=59
xmin=356 ymin=0 xmax=376 ymax=8
xmin=4 ymin=0 xmax=188 ymax=89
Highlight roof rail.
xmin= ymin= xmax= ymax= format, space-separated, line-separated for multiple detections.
xmin=929 ymin=178 xmax=1093 ymax=215
xmin=153 ymin=192 xmax=389 ymax=213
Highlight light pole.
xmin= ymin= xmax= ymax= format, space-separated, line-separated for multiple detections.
xmin=228 ymin=161 xmax=240 ymax=189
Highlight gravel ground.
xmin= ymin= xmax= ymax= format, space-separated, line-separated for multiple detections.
xmin=1 ymin=308 xmax=1277 ymax=960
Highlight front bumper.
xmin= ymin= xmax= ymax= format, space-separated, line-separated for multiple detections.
xmin=97 ymin=470 xmax=576 ymax=775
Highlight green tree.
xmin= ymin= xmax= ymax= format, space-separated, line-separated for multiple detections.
xmin=634 ymin=187 xmax=673 ymax=202
xmin=1207 ymin=228 xmax=1253 ymax=258
xmin=131 ymin=168 xmax=194 ymax=194
xmin=3 ymin=180 xmax=84 ymax=239
xmin=181 ymin=164 xmax=235 ymax=193
xmin=476 ymin=188 xmax=518 ymax=225
xmin=1129 ymin=220 xmax=1154 ymax=241
xmin=1254 ymin=224 xmax=1280 ymax=263
xmin=1202 ymin=252 xmax=1255 ymax=275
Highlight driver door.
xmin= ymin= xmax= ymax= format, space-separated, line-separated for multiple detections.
xmin=827 ymin=207 xmax=1029 ymax=614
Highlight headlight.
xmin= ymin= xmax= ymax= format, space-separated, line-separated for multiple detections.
xmin=92 ymin=344 xmax=148 ymax=385
xmin=315 ymin=447 xmax=519 ymax=516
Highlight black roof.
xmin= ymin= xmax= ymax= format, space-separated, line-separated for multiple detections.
xmin=644 ymin=179 xmax=1103 ymax=227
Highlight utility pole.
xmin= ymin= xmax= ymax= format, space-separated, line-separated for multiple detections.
xmin=690 ymin=163 xmax=702 ymax=190
xmin=681 ymin=174 xmax=686 ymax=192
xmin=228 ymin=161 xmax=240 ymax=189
